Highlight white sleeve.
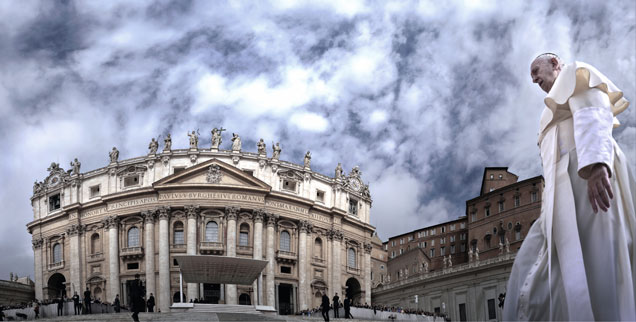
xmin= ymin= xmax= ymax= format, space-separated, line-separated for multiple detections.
xmin=567 ymin=87 xmax=614 ymax=179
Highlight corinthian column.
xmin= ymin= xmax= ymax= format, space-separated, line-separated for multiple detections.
xmin=32 ymin=238 xmax=44 ymax=300
xmin=185 ymin=205 xmax=200 ymax=302
xmin=142 ymin=210 xmax=156 ymax=301
xmin=105 ymin=216 xmax=120 ymax=303
xmin=265 ymin=213 xmax=278 ymax=307
xmin=364 ymin=242 xmax=373 ymax=304
xmin=157 ymin=206 xmax=171 ymax=312
xmin=253 ymin=209 xmax=265 ymax=305
xmin=298 ymin=220 xmax=310 ymax=311
xmin=331 ymin=229 xmax=343 ymax=297
xmin=67 ymin=224 xmax=83 ymax=295
xmin=225 ymin=206 xmax=239 ymax=305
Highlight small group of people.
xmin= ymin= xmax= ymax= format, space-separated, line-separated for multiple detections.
xmin=320 ymin=292 xmax=354 ymax=321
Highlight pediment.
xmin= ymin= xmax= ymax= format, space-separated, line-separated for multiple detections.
xmin=153 ymin=158 xmax=271 ymax=191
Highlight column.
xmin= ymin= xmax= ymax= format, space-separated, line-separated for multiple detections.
xmin=67 ymin=223 xmax=83 ymax=295
xmin=158 ymin=206 xmax=171 ymax=312
xmin=32 ymin=238 xmax=44 ymax=300
xmin=143 ymin=210 xmax=156 ymax=301
xmin=327 ymin=234 xmax=334 ymax=298
xmin=185 ymin=205 xmax=200 ymax=302
xmin=298 ymin=220 xmax=309 ymax=311
xmin=253 ymin=209 xmax=265 ymax=305
xmin=106 ymin=216 xmax=120 ymax=303
xmin=225 ymin=206 xmax=238 ymax=305
xmin=305 ymin=227 xmax=313 ymax=308
xmin=332 ymin=230 xmax=342 ymax=297
xmin=364 ymin=242 xmax=372 ymax=304
xmin=266 ymin=213 xmax=278 ymax=307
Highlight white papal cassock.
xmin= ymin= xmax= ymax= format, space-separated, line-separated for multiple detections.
xmin=503 ymin=62 xmax=636 ymax=321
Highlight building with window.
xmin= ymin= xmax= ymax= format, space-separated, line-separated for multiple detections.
xmin=372 ymin=167 xmax=543 ymax=321
xmin=27 ymin=135 xmax=375 ymax=315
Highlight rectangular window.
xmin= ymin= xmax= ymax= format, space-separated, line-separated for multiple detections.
xmin=459 ymin=303 xmax=467 ymax=322
xmin=485 ymin=207 xmax=491 ymax=217
xmin=281 ymin=266 xmax=291 ymax=274
xmin=531 ymin=191 xmax=538 ymax=202
xmin=173 ymin=167 xmax=186 ymax=174
xmin=450 ymin=224 xmax=456 ymax=231
xmin=408 ymin=235 xmax=413 ymax=241
xmin=124 ymin=175 xmax=140 ymax=187
xmin=239 ymin=232 xmax=249 ymax=246
xmin=400 ymin=238 xmax=404 ymax=245
xmin=451 ymin=245 xmax=455 ymax=254
xmin=391 ymin=251 xmax=395 ymax=258
xmin=487 ymin=299 xmax=497 ymax=319
xmin=440 ymin=237 xmax=445 ymax=244
xmin=460 ymin=222 xmax=466 ymax=229
xmin=498 ymin=201 xmax=505 ymax=212
xmin=89 ymin=185 xmax=101 ymax=198
xmin=471 ymin=213 xmax=476 ymax=222
xmin=316 ymin=190 xmax=325 ymax=203
xmin=441 ymin=226 xmax=446 ymax=233
xmin=441 ymin=247 xmax=445 ymax=256
xmin=348 ymin=199 xmax=358 ymax=216
xmin=515 ymin=230 xmax=521 ymax=241
xmin=431 ymin=229 xmax=436 ymax=235
xmin=174 ymin=230 xmax=184 ymax=245
xmin=127 ymin=262 xmax=139 ymax=270
xmin=460 ymin=243 xmax=466 ymax=252
xmin=424 ymin=241 xmax=427 ymax=248
xmin=391 ymin=240 xmax=395 ymax=247
xmin=48 ymin=194 xmax=61 ymax=212
xmin=431 ymin=239 xmax=435 ymax=246
xmin=283 ymin=180 xmax=297 ymax=192
xmin=450 ymin=236 xmax=455 ymax=243
xmin=514 ymin=195 xmax=520 ymax=207
xmin=399 ymin=248 xmax=404 ymax=255
xmin=430 ymin=248 xmax=435 ymax=257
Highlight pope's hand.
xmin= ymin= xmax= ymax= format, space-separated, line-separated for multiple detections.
xmin=587 ymin=163 xmax=613 ymax=213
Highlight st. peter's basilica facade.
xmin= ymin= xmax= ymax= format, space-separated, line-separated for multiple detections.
xmin=27 ymin=130 xmax=374 ymax=314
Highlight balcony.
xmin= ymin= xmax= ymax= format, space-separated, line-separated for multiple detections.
xmin=237 ymin=245 xmax=253 ymax=256
xmin=88 ymin=252 xmax=104 ymax=263
xmin=120 ymin=247 xmax=144 ymax=260
xmin=312 ymin=257 xmax=327 ymax=267
xmin=48 ymin=260 xmax=64 ymax=271
xmin=170 ymin=243 xmax=187 ymax=253
xmin=199 ymin=241 xmax=224 ymax=255
xmin=346 ymin=266 xmax=361 ymax=275
xmin=276 ymin=250 xmax=297 ymax=264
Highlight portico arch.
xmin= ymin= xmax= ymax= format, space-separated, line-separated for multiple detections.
xmin=47 ymin=273 xmax=66 ymax=299
xmin=345 ymin=277 xmax=361 ymax=305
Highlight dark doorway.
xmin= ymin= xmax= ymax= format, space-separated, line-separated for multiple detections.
xmin=125 ymin=279 xmax=146 ymax=308
xmin=203 ymin=283 xmax=220 ymax=304
xmin=47 ymin=273 xmax=66 ymax=299
xmin=239 ymin=293 xmax=251 ymax=305
xmin=173 ymin=292 xmax=184 ymax=303
xmin=345 ymin=277 xmax=361 ymax=305
xmin=277 ymin=284 xmax=293 ymax=315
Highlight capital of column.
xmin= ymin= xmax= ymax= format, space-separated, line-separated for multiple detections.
xmin=103 ymin=216 xmax=119 ymax=229
xmin=328 ymin=229 xmax=343 ymax=241
xmin=157 ymin=206 xmax=171 ymax=220
xmin=66 ymin=224 xmax=84 ymax=236
xmin=266 ymin=213 xmax=279 ymax=227
xmin=253 ymin=209 xmax=265 ymax=223
xmin=225 ymin=206 xmax=239 ymax=221
xmin=142 ymin=209 xmax=157 ymax=224
xmin=32 ymin=238 xmax=44 ymax=249
xmin=185 ymin=205 xmax=200 ymax=219
xmin=363 ymin=242 xmax=373 ymax=254
xmin=299 ymin=220 xmax=312 ymax=233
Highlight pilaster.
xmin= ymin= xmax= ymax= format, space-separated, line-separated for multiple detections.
xmin=253 ymin=209 xmax=265 ymax=305
xmin=364 ymin=242 xmax=373 ymax=304
xmin=104 ymin=216 xmax=120 ymax=303
xmin=298 ymin=220 xmax=311 ymax=311
xmin=265 ymin=213 xmax=278 ymax=307
xmin=32 ymin=238 xmax=44 ymax=300
xmin=331 ymin=229 xmax=343 ymax=296
xmin=67 ymin=223 xmax=83 ymax=295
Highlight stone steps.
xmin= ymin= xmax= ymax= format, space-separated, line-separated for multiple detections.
xmin=34 ymin=312 xmax=286 ymax=321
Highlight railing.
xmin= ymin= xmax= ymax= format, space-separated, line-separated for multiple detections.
xmin=276 ymin=250 xmax=297 ymax=263
xmin=312 ymin=257 xmax=326 ymax=265
xmin=277 ymin=250 xmax=296 ymax=258
xmin=120 ymin=247 xmax=144 ymax=259
xmin=48 ymin=260 xmax=64 ymax=270
xmin=237 ymin=245 xmax=253 ymax=254
xmin=171 ymin=244 xmax=187 ymax=251
xmin=88 ymin=252 xmax=104 ymax=262
xmin=199 ymin=241 xmax=224 ymax=254
xmin=346 ymin=266 xmax=361 ymax=275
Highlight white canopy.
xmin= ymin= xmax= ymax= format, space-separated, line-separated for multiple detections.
xmin=173 ymin=255 xmax=268 ymax=285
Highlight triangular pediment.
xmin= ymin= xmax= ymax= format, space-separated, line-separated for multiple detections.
xmin=153 ymin=158 xmax=271 ymax=191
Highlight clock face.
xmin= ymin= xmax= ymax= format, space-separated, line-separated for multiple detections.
xmin=49 ymin=174 xmax=61 ymax=187
xmin=349 ymin=178 xmax=361 ymax=191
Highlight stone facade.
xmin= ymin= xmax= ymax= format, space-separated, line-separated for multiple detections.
xmin=0 ymin=278 xmax=35 ymax=306
xmin=27 ymin=144 xmax=375 ymax=315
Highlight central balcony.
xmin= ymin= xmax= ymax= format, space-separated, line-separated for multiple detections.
xmin=87 ymin=252 xmax=104 ymax=263
xmin=312 ymin=256 xmax=327 ymax=267
xmin=276 ymin=250 xmax=297 ymax=264
xmin=48 ymin=260 xmax=64 ymax=271
xmin=346 ymin=266 xmax=361 ymax=275
xmin=120 ymin=246 xmax=144 ymax=260
xmin=199 ymin=241 xmax=224 ymax=255
xmin=237 ymin=245 xmax=253 ymax=256
xmin=170 ymin=243 xmax=187 ymax=253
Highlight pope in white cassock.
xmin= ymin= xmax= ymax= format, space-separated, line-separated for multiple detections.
xmin=503 ymin=53 xmax=636 ymax=321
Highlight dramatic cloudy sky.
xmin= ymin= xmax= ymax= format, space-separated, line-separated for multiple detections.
xmin=0 ymin=0 xmax=634 ymax=280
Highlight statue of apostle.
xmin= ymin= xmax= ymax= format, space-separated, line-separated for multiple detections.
xmin=163 ymin=134 xmax=172 ymax=152
xmin=272 ymin=142 xmax=281 ymax=160
xmin=109 ymin=147 xmax=119 ymax=163
xmin=304 ymin=151 xmax=311 ymax=168
xmin=231 ymin=133 xmax=242 ymax=151
xmin=188 ymin=130 xmax=199 ymax=149
xmin=70 ymin=158 xmax=81 ymax=175
xmin=335 ymin=163 xmax=344 ymax=179
xmin=211 ymin=127 xmax=225 ymax=149
xmin=257 ymin=138 xmax=266 ymax=155
xmin=148 ymin=138 xmax=159 ymax=154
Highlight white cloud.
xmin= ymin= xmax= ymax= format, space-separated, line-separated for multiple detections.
xmin=289 ymin=111 xmax=329 ymax=132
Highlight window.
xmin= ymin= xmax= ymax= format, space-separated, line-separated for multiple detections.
xmin=515 ymin=230 xmax=521 ymax=241
xmin=441 ymin=247 xmax=445 ymax=256
xmin=460 ymin=233 xmax=467 ymax=240
xmin=485 ymin=207 xmax=491 ymax=217
xmin=53 ymin=243 xmax=62 ymax=263
xmin=391 ymin=240 xmax=395 ymax=247
xmin=440 ymin=237 xmax=445 ymax=244
xmin=441 ymin=226 xmax=446 ymax=233
xmin=498 ymin=174 xmax=503 ymax=179
xmin=430 ymin=248 xmax=435 ymax=257
xmin=127 ymin=262 xmax=139 ymax=270
xmin=314 ymin=238 xmax=323 ymax=258
xmin=450 ymin=224 xmax=456 ymax=231
xmin=348 ymin=199 xmax=358 ymax=216
xmin=399 ymin=248 xmax=404 ymax=255
xmin=450 ymin=235 xmax=455 ymax=243
xmin=408 ymin=235 xmax=413 ymax=241
xmin=280 ymin=231 xmax=291 ymax=252
xmin=451 ymin=245 xmax=455 ymax=254
xmin=124 ymin=175 xmax=140 ymax=187
xmin=431 ymin=239 xmax=435 ymax=246
xmin=423 ymin=241 xmax=427 ymax=248
xmin=498 ymin=201 xmax=505 ymax=212
xmin=430 ymin=229 xmax=436 ymax=235
xmin=485 ymin=236 xmax=491 ymax=249
xmin=471 ymin=213 xmax=477 ymax=222
xmin=460 ymin=222 xmax=466 ymax=229
xmin=282 ymin=180 xmax=296 ymax=192
xmin=487 ymin=299 xmax=497 ymax=319
xmin=514 ymin=195 xmax=520 ymax=207
xmin=242 ymin=169 xmax=254 ymax=176
xmin=173 ymin=222 xmax=184 ymax=245
xmin=49 ymin=194 xmax=61 ymax=212
xmin=127 ymin=227 xmax=140 ymax=247
xmin=490 ymin=174 xmax=494 ymax=179
xmin=347 ymin=248 xmax=356 ymax=268
xmin=391 ymin=251 xmax=395 ymax=258
xmin=173 ymin=167 xmax=186 ymax=174
xmin=205 ymin=221 xmax=219 ymax=241
xmin=281 ymin=266 xmax=291 ymax=274
xmin=316 ymin=190 xmax=325 ymax=203
xmin=239 ymin=223 xmax=250 ymax=246
xmin=90 ymin=233 xmax=101 ymax=254
xmin=90 ymin=185 xmax=101 ymax=198
xmin=531 ymin=191 xmax=538 ymax=202
xmin=460 ymin=243 xmax=466 ymax=252
xmin=459 ymin=303 xmax=467 ymax=322
xmin=400 ymin=238 xmax=404 ymax=245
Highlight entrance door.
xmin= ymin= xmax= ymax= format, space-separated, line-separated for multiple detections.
xmin=203 ymin=283 xmax=221 ymax=304
xmin=277 ymin=284 xmax=293 ymax=315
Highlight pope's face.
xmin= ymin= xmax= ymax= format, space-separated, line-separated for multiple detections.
xmin=530 ymin=57 xmax=561 ymax=93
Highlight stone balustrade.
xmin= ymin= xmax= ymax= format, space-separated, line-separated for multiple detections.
xmin=47 ymin=261 xmax=64 ymax=271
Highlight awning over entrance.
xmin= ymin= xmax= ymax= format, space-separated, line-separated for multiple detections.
xmin=173 ymin=255 xmax=268 ymax=285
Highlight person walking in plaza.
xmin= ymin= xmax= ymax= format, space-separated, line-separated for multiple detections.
xmin=56 ymin=296 xmax=64 ymax=316
xmin=83 ymin=287 xmax=92 ymax=314
xmin=332 ymin=293 xmax=340 ymax=318
xmin=72 ymin=291 xmax=80 ymax=315
xmin=146 ymin=293 xmax=155 ymax=312
xmin=130 ymin=274 xmax=144 ymax=322
xmin=114 ymin=294 xmax=121 ymax=313
xmin=321 ymin=292 xmax=330 ymax=322
xmin=344 ymin=296 xmax=353 ymax=319
xmin=503 ymin=53 xmax=636 ymax=320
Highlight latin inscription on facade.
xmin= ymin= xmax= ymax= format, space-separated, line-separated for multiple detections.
xmin=159 ymin=192 xmax=264 ymax=203
xmin=309 ymin=213 xmax=331 ymax=223
xmin=80 ymin=207 xmax=107 ymax=219
xmin=107 ymin=197 xmax=158 ymax=211
xmin=265 ymin=200 xmax=309 ymax=214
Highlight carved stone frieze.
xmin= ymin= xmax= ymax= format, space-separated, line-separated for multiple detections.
xmin=32 ymin=238 xmax=44 ymax=249
xmin=206 ymin=165 xmax=223 ymax=183
xmin=185 ymin=205 xmax=200 ymax=219
xmin=266 ymin=213 xmax=279 ymax=226
xmin=225 ymin=206 xmax=239 ymax=221
xmin=141 ymin=209 xmax=156 ymax=224
xmin=66 ymin=224 xmax=84 ymax=236
xmin=328 ymin=229 xmax=343 ymax=241
xmin=299 ymin=220 xmax=312 ymax=233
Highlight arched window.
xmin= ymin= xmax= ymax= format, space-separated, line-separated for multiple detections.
xmin=128 ymin=227 xmax=140 ymax=247
xmin=314 ymin=238 xmax=323 ymax=259
xmin=53 ymin=243 xmax=62 ymax=263
xmin=91 ymin=233 xmax=101 ymax=254
xmin=174 ymin=222 xmax=184 ymax=245
xmin=280 ymin=231 xmax=291 ymax=252
xmin=239 ymin=223 xmax=250 ymax=246
xmin=205 ymin=221 xmax=219 ymax=242
xmin=348 ymin=248 xmax=356 ymax=268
